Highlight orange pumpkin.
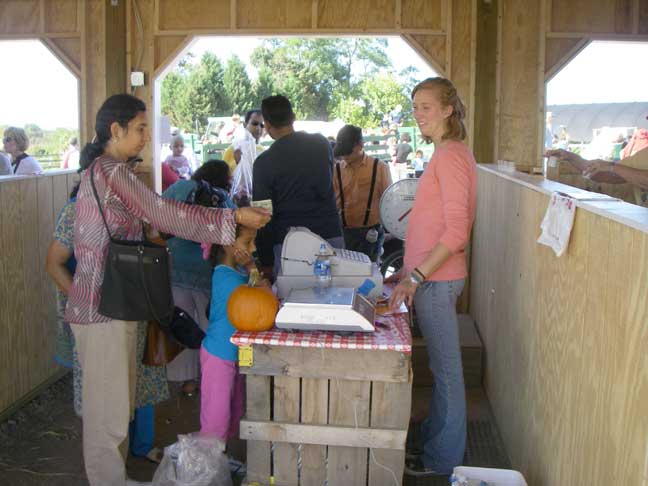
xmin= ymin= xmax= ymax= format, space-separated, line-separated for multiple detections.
xmin=227 ymin=285 xmax=279 ymax=332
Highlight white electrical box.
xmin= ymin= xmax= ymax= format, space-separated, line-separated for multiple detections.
xmin=130 ymin=71 xmax=145 ymax=87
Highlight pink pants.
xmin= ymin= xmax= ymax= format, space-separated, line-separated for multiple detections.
xmin=199 ymin=346 xmax=245 ymax=440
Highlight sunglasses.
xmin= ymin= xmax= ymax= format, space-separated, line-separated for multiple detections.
xmin=3 ymin=136 xmax=15 ymax=143
xmin=249 ymin=121 xmax=264 ymax=128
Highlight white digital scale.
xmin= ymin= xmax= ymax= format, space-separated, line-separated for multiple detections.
xmin=275 ymin=287 xmax=376 ymax=332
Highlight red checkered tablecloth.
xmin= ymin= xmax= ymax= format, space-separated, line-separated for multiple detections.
xmin=231 ymin=312 xmax=412 ymax=354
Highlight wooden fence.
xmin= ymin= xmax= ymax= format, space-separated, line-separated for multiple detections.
xmin=0 ymin=169 xmax=79 ymax=416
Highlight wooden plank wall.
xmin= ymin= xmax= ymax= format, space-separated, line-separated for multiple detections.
xmin=470 ymin=167 xmax=648 ymax=485
xmin=479 ymin=0 xmax=648 ymax=168
xmin=0 ymin=171 xmax=79 ymax=414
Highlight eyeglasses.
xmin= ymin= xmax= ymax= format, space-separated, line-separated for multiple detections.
xmin=3 ymin=136 xmax=15 ymax=143
xmin=249 ymin=121 xmax=264 ymax=128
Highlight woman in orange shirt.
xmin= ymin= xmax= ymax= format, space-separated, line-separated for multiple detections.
xmin=389 ymin=78 xmax=477 ymax=476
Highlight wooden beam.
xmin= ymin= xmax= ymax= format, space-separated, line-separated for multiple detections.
xmin=80 ymin=0 xmax=88 ymax=144
xmin=126 ymin=0 xmax=132 ymax=90
xmin=544 ymin=37 xmax=589 ymax=81
xmin=239 ymin=420 xmax=407 ymax=450
xmin=633 ymin=0 xmax=640 ymax=34
xmin=0 ymin=32 xmax=80 ymax=40
xmin=153 ymin=0 xmax=160 ymax=35
xmin=395 ymin=0 xmax=402 ymax=29
xmin=537 ymin=0 xmax=547 ymax=168
xmin=105 ymin=0 xmax=127 ymax=96
xmin=39 ymin=0 xmax=45 ymax=34
xmin=154 ymin=27 xmax=446 ymax=36
xmin=446 ymin=0 xmax=453 ymax=78
xmin=230 ymin=0 xmax=237 ymax=30
xmin=40 ymin=37 xmax=82 ymax=78
xmin=238 ymin=345 xmax=410 ymax=383
xmin=245 ymin=375 xmax=271 ymax=484
xmin=493 ymin=0 xmax=503 ymax=164
xmin=311 ymin=0 xmax=318 ymax=30
xmin=153 ymin=35 xmax=193 ymax=79
xmin=401 ymin=33 xmax=447 ymax=77
xmin=468 ymin=0 xmax=477 ymax=148
xmin=547 ymin=31 xmax=648 ymax=40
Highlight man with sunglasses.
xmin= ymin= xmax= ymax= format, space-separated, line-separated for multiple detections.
xmin=225 ymin=109 xmax=266 ymax=206
xmin=223 ymin=109 xmax=265 ymax=175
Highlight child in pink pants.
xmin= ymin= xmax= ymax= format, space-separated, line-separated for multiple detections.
xmin=200 ymin=226 xmax=258 ymax=439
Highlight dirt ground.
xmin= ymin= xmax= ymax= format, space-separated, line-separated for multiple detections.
xmin=0 ymin=373 xmax=509 ymax=486
xmin=0 ymin=373 xmax=246 ymax=486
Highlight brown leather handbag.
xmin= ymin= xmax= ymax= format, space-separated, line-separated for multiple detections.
xmin=142 ymin=319 xmax=183 ymax=366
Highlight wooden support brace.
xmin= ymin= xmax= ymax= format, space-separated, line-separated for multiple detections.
xmin=240 ymin=420 xmax=407 ymax=450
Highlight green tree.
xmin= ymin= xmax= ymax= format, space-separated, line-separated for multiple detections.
xmin=223 ymin=54 xmax=254 ymax=115
xmin=252 ymin=66 xmax=274 ymax=107
xmin=331 ymin=72 xmax=409 ymax=128
xmin=360 ymin=73 xmax=409 ymax=127
xmin=162 ymin=52 xmax=230 ymax=133
xmin=161 ymin=71 xmax=187 ymax=128
xmin=250 ymin=38 xmax=390 ymax=120
xmin=24 ymin=123 xmax=44 ymax=144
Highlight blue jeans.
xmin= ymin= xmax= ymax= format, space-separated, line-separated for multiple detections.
xmin=414 ymin=279 xmax=466 ymax=473
xmin=129 ymin=405 xmax=154 ymax=457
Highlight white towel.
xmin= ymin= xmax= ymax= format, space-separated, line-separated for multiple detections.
xmin=537 ymin=192 xmax=576 ymax=257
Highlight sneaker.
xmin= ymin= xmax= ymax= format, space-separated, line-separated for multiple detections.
xmin=403 ymin=456 xmax=443 ymax=477
xmin=227 ymin=455 xmax=246 ymax=475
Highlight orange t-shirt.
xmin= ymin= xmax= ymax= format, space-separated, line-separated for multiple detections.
xmin=403 ymin=140 xmax=477 ymax=281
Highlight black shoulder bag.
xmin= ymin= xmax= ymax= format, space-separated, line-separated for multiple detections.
xmin=90 ymin=161 xmax=174 ymax=322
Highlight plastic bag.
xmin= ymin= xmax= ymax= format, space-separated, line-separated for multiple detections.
xmin=151 ymin=433 xmax=232 ymax=486
xmin=229 ymin=129 xmax=258 ymax=207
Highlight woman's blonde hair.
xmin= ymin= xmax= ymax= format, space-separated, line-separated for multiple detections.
xmin=4 ymin=126 xmax=29 ymax=152
xmin=411 ymin=77 xmax=466 ymax=142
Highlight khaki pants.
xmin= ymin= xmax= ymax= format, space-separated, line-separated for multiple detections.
xmin=71 ymin=321 xmax=137 ymax=486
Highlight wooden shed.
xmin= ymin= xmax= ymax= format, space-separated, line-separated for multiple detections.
xmin=1 ymin=1 xmax=648 ymax=484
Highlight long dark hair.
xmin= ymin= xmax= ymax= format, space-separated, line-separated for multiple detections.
xmin=192 ymin=159 xmax=231 ymax=191
xmin=79 ymin=94 xmax=147 ymax=170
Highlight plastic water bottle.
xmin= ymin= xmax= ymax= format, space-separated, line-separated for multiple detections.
xmin=313 ymin=243 xmax=332 ymax=289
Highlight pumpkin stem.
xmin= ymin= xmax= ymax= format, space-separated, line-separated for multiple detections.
xmin=248 ymin=267 xmax=261 ymax=287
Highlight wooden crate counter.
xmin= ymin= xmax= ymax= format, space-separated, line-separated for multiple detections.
xmin=231 ymin=312 xmax=413 ymax=486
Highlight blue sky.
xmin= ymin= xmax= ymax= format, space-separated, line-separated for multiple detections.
xmin=0 ymin=38 xmax=647 ymax=130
